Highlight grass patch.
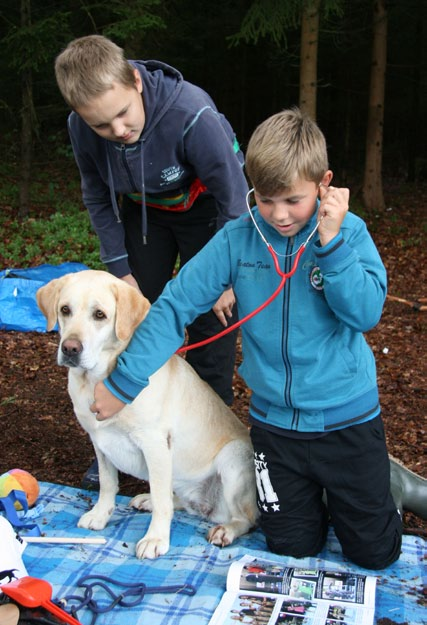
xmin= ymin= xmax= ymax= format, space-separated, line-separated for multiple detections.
xmin=0 ymin=200 xmax=105 ymax=269
xmin=0 ymin=165 xmax=105 ymax=269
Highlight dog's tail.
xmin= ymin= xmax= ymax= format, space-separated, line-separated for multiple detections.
xmin=390 ymin=456 xmax=427 ymax=519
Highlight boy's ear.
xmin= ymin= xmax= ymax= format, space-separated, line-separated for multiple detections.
xmin=320 ymin=170 xmax=333 ymax=188
xmin=133 ymin=69 xmax=143 ymax=93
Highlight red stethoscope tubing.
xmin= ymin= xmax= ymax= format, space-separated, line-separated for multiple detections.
xmin=176 ymin=243 xmax=306 ymax=354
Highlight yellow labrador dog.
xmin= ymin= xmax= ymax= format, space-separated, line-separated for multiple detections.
xmin=37 ymin=270 xmax=258 ymax=559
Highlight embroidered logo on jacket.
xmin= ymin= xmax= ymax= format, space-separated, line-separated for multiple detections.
xmin=160 ymin=165 xmax=184 ymax=185
xmin=310 ymin=266 xmax=324 ymax=290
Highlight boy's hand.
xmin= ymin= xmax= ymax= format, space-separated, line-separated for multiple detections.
xmin=120 ymin=273 xmax=141 ymax=291
xmin=213 ymin=288 xmax=236 ymax=327
xmin=318 ymin=185 xmax=350 ymax=247
xmin=90 ymin=381 xmax=126 ymax=421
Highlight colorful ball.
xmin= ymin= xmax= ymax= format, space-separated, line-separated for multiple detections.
xmin=0 ymin=468 xmax=40 ymax=509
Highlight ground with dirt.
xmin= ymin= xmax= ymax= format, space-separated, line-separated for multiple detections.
xmin=0 ymin=182 xmax=426 ymax=536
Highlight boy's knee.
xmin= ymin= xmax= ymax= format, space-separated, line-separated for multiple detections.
xmin=266 ymin=521 xmax=328 ymax=559
xmin=342 ymin=526 xmax=402 ymax=570
xmin=261 ymin=504 xmax=329 ymax=559
xmin=267 ymin=537 xmax=323 ymax=559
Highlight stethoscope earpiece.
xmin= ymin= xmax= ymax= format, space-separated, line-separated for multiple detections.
xmin=245 ymin=187 xmax=322 ymax=264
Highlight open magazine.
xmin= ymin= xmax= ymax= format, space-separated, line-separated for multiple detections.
xmin=208 ymin=555 xmax=377 ymax=625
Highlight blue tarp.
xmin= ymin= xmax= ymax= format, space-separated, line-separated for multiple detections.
xmin=0 ymin=263 xmax=89 ymax=332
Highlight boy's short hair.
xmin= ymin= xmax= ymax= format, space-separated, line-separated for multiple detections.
xmin=245 ymin=108 xmax=329 ymax=195
xmin=55 ymin=35 xmax=136 ymax=109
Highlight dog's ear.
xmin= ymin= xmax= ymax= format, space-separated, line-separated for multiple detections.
xmin=36 ymin=277 xmax=64 ymax=331
xmin=112 ymin=282 xmax=151 ymax=342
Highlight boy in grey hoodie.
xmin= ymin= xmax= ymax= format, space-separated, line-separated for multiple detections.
xmin=55 ymin=35 xmax=249 ymax=407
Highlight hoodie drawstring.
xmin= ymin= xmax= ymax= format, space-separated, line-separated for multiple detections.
xmin=140 ymin=143 xmax=148 ymax=245
xmin=106 ymin=141 xmax=148 ymax=245
xmin=106 ymin=148 xmax=122 ymax=224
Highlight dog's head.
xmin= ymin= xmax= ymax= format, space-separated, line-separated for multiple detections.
xmin=36 ymin=270 xmax=150 ymax=374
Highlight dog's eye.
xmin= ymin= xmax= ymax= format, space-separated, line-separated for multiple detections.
xmin=60 ymin=305 xmax=71 ymax=316
xmin=94 ymin=309 xmax=106 ymax=320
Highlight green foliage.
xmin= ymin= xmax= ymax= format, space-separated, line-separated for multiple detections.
xmin=229 ymin=0 xmax=300 ymax=47
xmin=98 ymin=0 xmax=165 ymax=42
xmin=3 ymin=12 xmax=72 ymax=73
xmin=229 ymin=0 xmax=345 ymax=48
xmin=0 ymin=201 xmax=104 ymax=270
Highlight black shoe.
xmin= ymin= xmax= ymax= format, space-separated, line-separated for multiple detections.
xmin=81 ymin=459 xmax=100 ymax=491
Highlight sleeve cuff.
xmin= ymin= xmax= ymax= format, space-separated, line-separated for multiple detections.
xmin=314 ymin=232 xmax=343 ymax=255
xmin=314 ymin=233 xmax=356 ymax=273
xmin=105 ymin=256 xmax=131 ymax=279
xmin=104 ymin=369 xmax=147 ymax=404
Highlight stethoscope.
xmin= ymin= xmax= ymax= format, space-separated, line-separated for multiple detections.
xmin=177 ymin=188 xmax=322 ymax=353
xmin=244 ymin=187 xmax=323 ymax=277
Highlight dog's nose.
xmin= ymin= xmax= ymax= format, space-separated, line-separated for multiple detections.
xmin=61 ymin=338 xmax=83 ymax=356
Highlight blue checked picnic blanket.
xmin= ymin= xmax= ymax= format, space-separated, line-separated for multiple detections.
xmin=13 ymin=482 xmax=427 ymax=625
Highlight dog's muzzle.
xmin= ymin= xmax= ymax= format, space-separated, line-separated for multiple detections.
xmin=60 ymin=338 xmax=83 ymax=367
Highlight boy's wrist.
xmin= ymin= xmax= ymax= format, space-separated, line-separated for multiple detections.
xmin=319 ymin=232 xmax=338 ymax=247
xmin=105 ymin=370 xmax=143 ymax=404
xmin=314 ymin=232 xmax=344 ymax=256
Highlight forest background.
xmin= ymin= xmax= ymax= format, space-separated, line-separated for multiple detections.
xmin=0 ymin=0 xmax=426 ymax=215
xmin=0 ymin=1 xmax=426 ymax=535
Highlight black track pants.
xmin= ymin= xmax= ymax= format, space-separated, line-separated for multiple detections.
xmin=121 ymin=194 xmax=238 ymax=405
xmin=251 ymin=416 xmax=402 ymax=570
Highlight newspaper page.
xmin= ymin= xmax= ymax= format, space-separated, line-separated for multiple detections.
xmin=208 ymin=556 xmax=377 ymax=625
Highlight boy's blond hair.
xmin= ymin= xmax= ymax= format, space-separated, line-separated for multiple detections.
xmin=55 ymin=35 xmax=136 ymax=109
xmin=245 ymin=108 xmax=329 ymax=195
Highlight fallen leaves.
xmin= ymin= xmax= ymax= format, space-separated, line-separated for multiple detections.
xmin=0 ymin=185 xmax=425 ymax=534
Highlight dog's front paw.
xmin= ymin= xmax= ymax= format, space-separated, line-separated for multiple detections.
xmin=135 ymin=535 xmax=170 ymax=559
xmin=78 ymin=507 xmax=112 ymax=530
xmin=130 ymin=493 xmax=152 ymax=511
xmin=207 ymin=524 xmax=234 ymax=547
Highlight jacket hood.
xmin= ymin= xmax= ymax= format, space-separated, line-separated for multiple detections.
xmin=103 ymin=60 xmax=183 ymax=244
xmin=129 ymin=59 xmax=183 ymax=142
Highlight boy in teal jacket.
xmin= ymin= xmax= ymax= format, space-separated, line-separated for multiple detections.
xmin=92 ymin=109 xmax=402 ymax=569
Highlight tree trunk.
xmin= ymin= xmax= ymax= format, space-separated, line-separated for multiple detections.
xmin=299 ymin=0 xmax=321 ymax=120
xmin=18 ymin=0 xmax=33 ymax=219
xmin=362 ymin=0 xmax=387 ymax=212
xmin=406 ymin=1 xmax=423 ymax=182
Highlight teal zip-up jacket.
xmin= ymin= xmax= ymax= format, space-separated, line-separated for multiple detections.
xmin=106 ymin=206 xmax=387 ymax=433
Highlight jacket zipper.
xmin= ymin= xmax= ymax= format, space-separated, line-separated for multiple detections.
xmin=281 ymin=236 xmax=299 ymax=428
xmin=119 ymin=144 xmax=138 ymax=190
